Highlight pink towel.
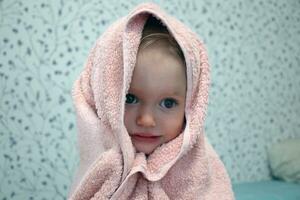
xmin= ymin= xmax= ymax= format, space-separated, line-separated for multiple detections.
xmin=69 ymin=3 xmax=234 ymax=200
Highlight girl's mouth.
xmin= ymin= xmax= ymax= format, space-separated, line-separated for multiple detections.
xmin=131 ymin=134 xmax=161 ymax=143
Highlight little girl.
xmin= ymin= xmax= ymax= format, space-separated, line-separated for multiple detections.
xmin=69 ymin=3 xmax=234 ymax=199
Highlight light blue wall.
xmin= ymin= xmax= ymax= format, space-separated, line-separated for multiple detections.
xmin=0 ymin=0 xmax=299 ymax=199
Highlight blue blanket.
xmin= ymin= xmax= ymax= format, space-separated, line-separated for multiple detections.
xmin=233 ymin=180 xmax=300 ymax=200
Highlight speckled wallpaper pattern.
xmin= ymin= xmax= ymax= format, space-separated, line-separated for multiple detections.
xmin=0 ymin=0 xmax=299 ymax=199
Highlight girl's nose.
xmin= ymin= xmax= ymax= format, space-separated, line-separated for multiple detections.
xmin=136 ymin=111 xmax=156 ymax=127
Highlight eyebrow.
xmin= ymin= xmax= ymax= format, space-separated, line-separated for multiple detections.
xmin=164 ymin=91 xmax=185 ymax=97
xmin=128 ymin=87 xmax=185 ymax=97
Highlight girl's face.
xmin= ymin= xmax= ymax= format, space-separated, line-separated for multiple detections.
xmin=124 ymin=40 xmax=186 ymax=155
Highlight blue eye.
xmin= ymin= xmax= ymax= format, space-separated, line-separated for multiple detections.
xmin=126 ymin=93 xmax=138 ymax=104
xmin=160 ymin=98 xmax=178 ymax=109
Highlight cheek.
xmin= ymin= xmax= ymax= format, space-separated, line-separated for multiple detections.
xmin=163 ymin=113 xmax=185 ymax=140
xmin=124 ymin=108 xmax=134 ymax=130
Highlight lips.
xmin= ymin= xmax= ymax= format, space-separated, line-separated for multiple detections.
xmin=131 ymin=133 xmax=161 ymax=143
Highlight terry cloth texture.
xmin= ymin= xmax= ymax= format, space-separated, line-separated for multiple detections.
xmin=68 ymin=3 xmax=234 ymax=200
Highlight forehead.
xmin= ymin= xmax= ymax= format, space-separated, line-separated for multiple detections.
xmin=136 ymin=40 xmax=185 ymax=72
xmin=130 ymin=41 xmax=186 ymax=95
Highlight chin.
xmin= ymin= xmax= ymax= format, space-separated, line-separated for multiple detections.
xmin=136 ymin=148 xmax=154 ymax=155
xmin=135 ymin=145 xmax=157 ymax=155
